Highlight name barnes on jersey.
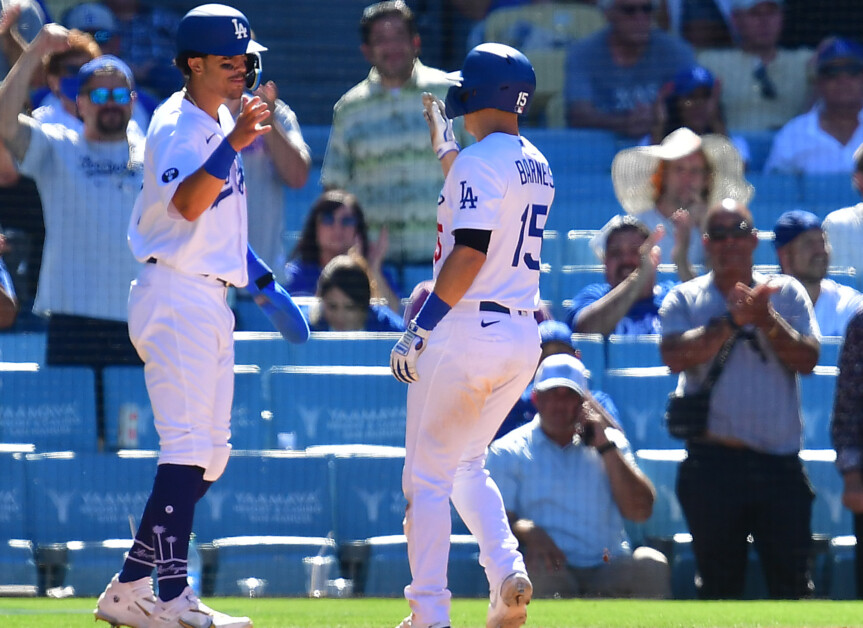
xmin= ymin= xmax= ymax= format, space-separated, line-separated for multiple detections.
xmin=515 ymin=156 xmax=553 ymax=188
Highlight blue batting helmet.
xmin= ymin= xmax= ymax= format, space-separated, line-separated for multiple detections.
xmin=176 ymin=4 xmax=266 ymax=57
xmin=444 ymin=43 xmax=536 ymax=119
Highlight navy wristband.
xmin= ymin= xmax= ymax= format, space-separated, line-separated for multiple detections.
xmin=414 ymin=292 xmax=451 ymax=331
xmin=203 ymin=137 xmax=237 ymax=180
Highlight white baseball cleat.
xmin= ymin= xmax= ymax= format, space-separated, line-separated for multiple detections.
xmin=94 ymin=573 xmax=156 ymax=628
xmin=486 ymin=571 xmax=533 ymax=628
xmin=145 ymin=587 xmax=252 ymax=628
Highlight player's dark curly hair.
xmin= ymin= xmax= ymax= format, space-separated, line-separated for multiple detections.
xmin=360 ymin=0 xmax=417 ymax=45
xmin=289 ymin=189 xmax=370 ymax=264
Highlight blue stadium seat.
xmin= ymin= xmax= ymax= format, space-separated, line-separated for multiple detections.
xmin=288 ymin=333 xmax=398 ymax=368
xmin=283 ymin=166 xmax=323 ymax=231
xmin=102 ymin=366 xmax=158 ymax=451
xmin=747 ymin=172 xmax=802 ymax=230
xmin=522 ymin=128 xmax=618 ymax=175
xmin=799 ymin=366 xmax=838 ymax=450
xmin=401 ymin=264 xmax=434 ymax=297
xmin=632 ymin=450 xmax=689 ymax=543
xmin=231 ymin=367 xmax=271 ymax=450
xmin=542 ymin=229 xmax=563 ymax=270
xmin=736 ymin=129 xmax=776 ymax=173
xmin=827 ymin=536 xmax=857 ymax=600
xmin=0 ymin=331 xmax=46 ymax=364
xmin=547 ymin=173 xmax=621 ymax=231
xmin=571 ymin=333 xmax=605 ymax=390
xmin=0 ymin=366 xmax=98 ymax=452
xmin=827 ymin=266 xmax=858 ymax=289
xmin=195 ymin=451 xmax=334 ymax=542
xmin=25 ymin=451 xmax=157 ymax=595
xmin=800 ymin=449 xmax=854 ymax=539
xmin=564 ymin=229 xmax=601 ymax=266
xmin=0 ymin=453 xmax=37 ymax=592
xmin=233 ymin=331 xmax=292 ymax=371
xmin=818 ymin=336 xmax=843 ymax=366
xmin=605 ymin=334 xmax=663 ymax=369
xmin=362 ymin=534 xmax=486 ymax=597
xmin=195 ymin=451 xmax=337 ymax=596
xmin=602 ymin=367 xmax=679 ymax=450
xmin=233 ymin=295 xmax=276 ymax=332
xmin=800 ymin=173 xmax=859 ymax=216
xmin=268 ymin=366 xmax=406 ymax=449
xmin=753 ymin=230 xmax=777 ymax=265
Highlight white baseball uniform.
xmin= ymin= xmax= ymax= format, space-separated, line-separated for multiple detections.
xmin=403 ymin=132 xmax=554 ymax=626
xmin=127 ymin=91 xmax=248 ymax=482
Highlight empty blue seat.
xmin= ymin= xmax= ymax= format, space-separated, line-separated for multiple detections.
xmin=819 ymin=336 xmax=843 ymax=366
xmin=401 ymin=264 xmax=434 ymax=297
xmin=522 ymin=128 xmax=618 ymax=175
xmin=283 ymin=166 xmax=323 ymax=232
xmin=800 ymin=450 xmax=854 ymax=539
xmin=0 ymin=366 xmax=97 ymax=452
xmin=753 ymin=231 xmax=777 ymax=265
xmin=288 ymin=333 xmax=399 ymax=368
xmin=231 ymin=367 xmax=270 ymax=450
xmin=800 ymin=173 xmax=859 ymax=215
xmin=25 ymin=451 xmax=158 ymax=595
xmin=0 ymin=453 xmax=37 ymax=591
xmin=827 ymin=266 xmax=858 ymax=289
xmin=736 ymin=129 xmax=776 ymax=173
xmin=195 ymin=451 xmax=334 ymax=542
xmin=233 ymin=331 xmax=292 ymax=371
xmin=269 ymin=367 xmax=406 ymax=449
xmin=632 ymin=449 xmax=689 ymax=542
xmin=827 ymin=536 xmax=857 ymax=600
xmin=800 ymin=366 xmax=838 ymax=450
xmin=605 ymin=334 xmax=662 ymax=369
xmin=564 ymin=229 xmax=600 ymax=266
xmin=102 ymin=366 xmax=158 ymax=450
xmin=571 ymin=333 xmax=605 ymax=390
xmin=541 ymin=229 xmax=563 ymax=270
xmin=0 ymin=331 xmax=46 ymax=364
xmin=747 ymin=172 xmax=802 ymax=230
xmin=603 ymin=367 xmax=679 ymax=450
xmin=233 ymin=295 xmax=276 ymax=332
xmin=547 ymin=173 xmax=621 ymax=231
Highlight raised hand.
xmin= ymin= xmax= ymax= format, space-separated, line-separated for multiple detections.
xmin=422 ymin=92 xmax=459 ymax=160
xmin=227 ymin=94 xmax=271 ymax=151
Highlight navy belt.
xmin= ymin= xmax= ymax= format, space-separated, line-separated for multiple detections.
xmin=479 ymin=301 xmax=530 ymax=317
xmin=146 ymin=257 xmax=231 ymax=287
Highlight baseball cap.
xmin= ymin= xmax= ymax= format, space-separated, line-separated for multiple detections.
xmin=176 ymin=4 xmax=267 ymax=57
xmin=539 ymin=320 xmax=573 ymax=348
xmin=816 ymin=38 xmax=863 ymax=73
xmin=671 ymin=65 xmax=714 ymax=97
xmin=773 ymin=210 xmax=822 ymax=249
xmin=64 ymin=2 xmax=116 ymax=42
xmin=533 ymin=354 xmax=588 ymax=397
xmin=730 ymin=0 xmax=782 ymax=11
xmin=77 ymin=55 xmax=134 ymax=92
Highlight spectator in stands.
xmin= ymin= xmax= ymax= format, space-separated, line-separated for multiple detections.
xmin=697 ymin=0 xmax=813 ymax=133
xmin=101 ymin=0 xmax=182 ymax=99
xmin=487 ymin=353 xmax=670 ymax=598
xmin=669 ymin=0 xmax=734 ymax=49
xmin=497 ymin=319 xmax=621 ymax=439
xmin=226 ymin=79 xmax=311 ymax=283
xmin=0 ymin=30 xmax=144 ymax=437
xmin=306 ymin=254 xmax=405 ymax=332
xmin=613 ymin=127 xmax=753 ymax=273
xmin=566 ymin=215 xmax=673 ymax=336
xmin=830 ymin=308 xmax=863 ymax=599
xmin=62 ymin=2 xmax=117 ymax=51
xmin=285 ymin=189 xmax=401 ymax=313
xmin=564 ymin=0 xmax=695 ymax=138
xmin=822 ymin=143 xmax=863 ymax=277
xmin=646 ymin=65 xmax=751 ymax=166
xmin=321 ymin=0 xmax=468 ymax=266
xmin=660 ymin=198 xmax=819 ymax=599
xmin=764 ymin=38 xmax=863 ymax=174
xmin=774 ymin=210 xmax=863 ymax=336
xmin=0 ymin=232 xmax=18 ymax=329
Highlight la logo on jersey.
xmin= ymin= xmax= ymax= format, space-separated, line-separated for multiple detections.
xmin=232 ymin=18 xmax=248 ymax=40
xmin=459 ymin=181 xmax=478 ymax=210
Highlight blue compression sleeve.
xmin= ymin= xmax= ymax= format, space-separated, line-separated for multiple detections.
xmin=246 ymin=245 xmax=310 ymax=343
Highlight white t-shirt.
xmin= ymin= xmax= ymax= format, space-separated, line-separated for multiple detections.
xmin=435 ymin=133 xmax=555 ymax=310
xmin=764 ymin=107 xmax=863 ymax=174
xmin=128 ymin=92 xmax=248 ymax=287
xmin=17 ymin=118 xmax=144 ymax=321
xmin=814 ymin=278 xmax=863 ymax=336
xmin=823 ymin=202 xmax=863 ymax=276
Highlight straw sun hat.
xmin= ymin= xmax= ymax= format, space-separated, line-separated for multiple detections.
xmin=611 ymin=127 xmax=753 ymax=217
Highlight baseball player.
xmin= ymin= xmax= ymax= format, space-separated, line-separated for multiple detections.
xmin=390 ymin=43 xmax=553 ymax=628
xmin=95 ymin=4 xmax=306 ymax=627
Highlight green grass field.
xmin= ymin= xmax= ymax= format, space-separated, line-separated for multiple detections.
xmin=1 ymin=597 xmax=863 ymax=628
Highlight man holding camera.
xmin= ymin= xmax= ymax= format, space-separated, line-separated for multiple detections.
xmin=486 ymin=353 xmax=670 ymax=598
xmin=659 ymin=198 xmax=819 ymax=599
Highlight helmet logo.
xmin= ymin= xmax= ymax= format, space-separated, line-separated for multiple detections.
xmin=515 ymin=91 xmax=529 ymax=114
xmin=232 ymin=18 xmax=248 ymax=40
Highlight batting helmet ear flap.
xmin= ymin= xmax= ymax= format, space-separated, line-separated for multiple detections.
xmin=245 ymin=52 xmax=261 ymax=90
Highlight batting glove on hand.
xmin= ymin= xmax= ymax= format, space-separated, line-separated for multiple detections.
xmin=422 ymin=92 xmax=459 ymax=160
xmin=390 ymin=321 xmax=431 ymax=383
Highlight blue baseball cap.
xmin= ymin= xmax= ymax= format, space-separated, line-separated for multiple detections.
xmin=671 ymin=65 xmax=714 ymax=97
xmin=77 ymin=55 xmax=134 ymax=93
xmin=534 ymin=354 xmax=588 ymax=396
xmin=773 ymin=210 xmax=822 ymax=249
xmin=539 ymin=320 xmax=573 ymax=347
xmin=176 ymin=4 xmax=266 ymax=57
xmin=817 ymin=38 xmax=863 ymax=72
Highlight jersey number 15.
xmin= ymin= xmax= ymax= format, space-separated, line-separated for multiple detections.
xmin=512 ymin=203 xmax=547 ymax=270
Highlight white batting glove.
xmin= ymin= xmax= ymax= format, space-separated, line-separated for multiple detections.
xmin=390 ymin=321 xmax=431 ymax=384
xmin=422 ymin=92 xmax=459 ymax=160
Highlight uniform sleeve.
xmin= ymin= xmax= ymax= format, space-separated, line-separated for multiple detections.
xmin=448 ymin=152 xmax=505 ymax=232
xmin=150 ymin=122 xmax=209 ymax=216
xmin=658 ymin=285 xmax=692 ymax=336
xmin=565 ymin=283 xmax=610 ymax=330
xmin=320 ymin=104 xmax=350 ymax=189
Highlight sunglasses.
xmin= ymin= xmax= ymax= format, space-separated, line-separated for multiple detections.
xmin=88 ymin=29 xmax=113 ymax=44
xmin=706 ymin=221 xmax=753 ymax=242
xmin=319 ymin=213 xmax=358 ymax=228
xmin=87 ymin=87 xmax=132 ymax=105
xmin=617 ymin=3 xmax=653 ymax=16
xmin=818 ymin=63 xmax=863 ymax=79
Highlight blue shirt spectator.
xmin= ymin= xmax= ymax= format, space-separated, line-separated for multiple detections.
xmin=567 ymin=281 xmax=676 ymax=336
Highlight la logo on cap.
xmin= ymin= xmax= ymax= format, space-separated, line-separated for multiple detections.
xmin=232 ymin=17 xmax=248 ymax=40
